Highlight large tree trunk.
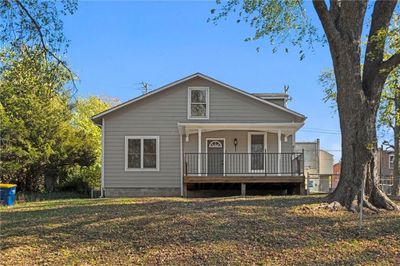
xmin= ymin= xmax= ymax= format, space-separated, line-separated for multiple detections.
xmin=313 ymin=0 xmax=399 ymax=211
xmin=327 ymin=83 xmax=398 ymax=210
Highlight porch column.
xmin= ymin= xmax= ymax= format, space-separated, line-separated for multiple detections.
xmin=278 ymin=130 xmax=282 ymax=175
xmin=198 ymin=128 xmax=202 ymax=176
xmin=241 ymin=183 xmax=246 ymax=196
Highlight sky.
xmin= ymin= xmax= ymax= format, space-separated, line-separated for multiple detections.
xmin=63 ymin=1 xmax=341 ymax=161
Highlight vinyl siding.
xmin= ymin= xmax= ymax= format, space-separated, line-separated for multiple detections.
xmin=103 ymin=76 xmax=301 ymax=188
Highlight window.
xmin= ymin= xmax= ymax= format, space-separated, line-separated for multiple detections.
xmin=125 ymin=136 xmax=159 ymax=171
xmin=188 ymin=87 xmax=209 ymax=119
xmin=389 ymin=154 xmax=394 ymax=169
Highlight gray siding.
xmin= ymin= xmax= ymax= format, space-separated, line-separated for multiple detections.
xmin=103 ymin=76 xmax=301 ymax=190
xmin=265 ymin=99 xmax=286 ymax=107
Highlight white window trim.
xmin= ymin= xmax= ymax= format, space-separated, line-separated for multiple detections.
xmin=187 ymin=87 xmax=210 ymax=120
xmin=389 ymin=154 xmax=394 ymax=169
xmin=125 ymin=136 xmax=160 ymax=172
xmin=247 ymin=132 xmax=268 ymax=173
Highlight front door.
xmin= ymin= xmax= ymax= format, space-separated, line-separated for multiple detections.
xmin=207 ymin=139 xmax=224 ymax=175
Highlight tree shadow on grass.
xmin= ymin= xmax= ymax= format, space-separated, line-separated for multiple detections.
xmin=1 ymin=196 xmax=399 ymax=265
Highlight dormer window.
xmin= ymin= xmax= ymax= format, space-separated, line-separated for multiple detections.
xmin=188 ymin=87 xmax=209 ymax=119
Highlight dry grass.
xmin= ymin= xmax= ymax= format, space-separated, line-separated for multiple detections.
xmin=1 ymin=195 xmax=399 ymax=265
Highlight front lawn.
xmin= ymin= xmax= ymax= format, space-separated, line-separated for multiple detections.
xmin=1 ymin=196 xmax=399 ymax=265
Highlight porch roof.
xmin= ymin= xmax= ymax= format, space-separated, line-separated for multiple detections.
xmin=177 ymin=122 xmax=304 ymax=137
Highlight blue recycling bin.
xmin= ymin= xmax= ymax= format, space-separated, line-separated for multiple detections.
xmin=0 ymin=184 xmax=17 ymax=206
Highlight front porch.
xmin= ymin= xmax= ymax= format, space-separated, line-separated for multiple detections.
xmin=183 ymin=152 xmax=305 ymax=196
xmin=178 ymin=122 xmax=305 ymax=196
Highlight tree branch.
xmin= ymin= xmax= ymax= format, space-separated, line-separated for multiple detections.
xmin=380 ymin=53 xmax=400 ymax=75
xmin=329 ymin=0 xmax=340 ymax=25
xmin=362 ymin=0 xmax=397 ymax=98
xmin=13 ymin=0 xmax=77 ymax=92
xmin=312 ymin=0 xmax=341 ymax=50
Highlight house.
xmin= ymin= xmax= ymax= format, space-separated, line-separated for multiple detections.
xmin=377 ymin=148 xmax=396 ymax=194
xmin=294 ymin=139 xmax=334 ymax=193
xmin=332 ymin=162 xmax=341 ymax=189
xmin=92 ymin=73 xmax=306 ymax=197
xmin=377 ymin=148 xmax=395 ymax=177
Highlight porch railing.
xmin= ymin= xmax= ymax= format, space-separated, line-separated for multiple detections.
xmin=184 ymin=152 xmax=304 ymax=176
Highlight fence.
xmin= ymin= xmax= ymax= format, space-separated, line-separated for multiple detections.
xmin=306 ymin=173 xmax=340 ymax=194
xmin=184 ymin=152 xmax=304 ymax=176
xmin=306 ymin=173 xmax=397 ymax=195
xmin=379 ymin=175 xmax=395 ymax=195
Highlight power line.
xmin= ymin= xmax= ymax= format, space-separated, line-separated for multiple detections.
xmin=300 ymin=129 xmax=341 ymax=135
xmin=303 ymin=127 xmax=340 ymax=133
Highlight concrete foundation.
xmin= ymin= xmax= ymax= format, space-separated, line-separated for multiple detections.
xmin=105 ymin=187 xmax=181 ymax=197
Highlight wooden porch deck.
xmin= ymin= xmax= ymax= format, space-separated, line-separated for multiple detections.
xmin=183 ymin=175 xmax=306 ymax=197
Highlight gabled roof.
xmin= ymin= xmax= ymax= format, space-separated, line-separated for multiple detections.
xmin=92 ymin=72 xmax=306 ymax=124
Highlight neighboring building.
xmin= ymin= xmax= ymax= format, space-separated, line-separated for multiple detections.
xmin=332 ymin=162 xmax=341 ymax=189
xmin=377 ymin=149 xmax=395 ymax=177
xmin=294 ymin=139 xmax=334 ymax=193
xmin=377 ymin=148 xmax=396 ymax=194
xmin=92 ymin=73 xmax=306 ymax=197
xmin=333 ymin=149 xmax=397 ymax=194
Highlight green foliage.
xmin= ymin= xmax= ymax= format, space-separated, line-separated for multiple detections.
xmin=0 ymin=47 xmax=72 ymax=191
xmin=68 ymin=96 xmax=115 ymax=189
xmin=0 ymin=47 xmax=115 ymax=192
xmin=319 ymin=68 xmax=337 ymax=110
xmin=210 ymin=0 xmax=320 ymax=59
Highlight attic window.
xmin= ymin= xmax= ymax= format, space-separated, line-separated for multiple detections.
xmin=188 ymin=87 xmax=209 ymax=119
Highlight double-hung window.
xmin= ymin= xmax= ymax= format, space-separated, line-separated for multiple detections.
xmin=125 ymin=136 xmax=159 ymax=171
xmin=188 ymin=87 xmax=209 ymax=119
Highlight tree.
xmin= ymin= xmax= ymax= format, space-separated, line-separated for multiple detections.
xmin=211 ymin=0 xmax=400 ymax=210
xmin=0 ymin=47 xmax=98 ymax=192
xmin=0 ymin=0 xmax=78 ymax=89
xmin=379 ymin=71 xmax=400 ymax=195
xmin=68 ymin=96 xmax=117 ymax=189
xmin=320 ymin=66 xmax=400 ymax=196
xmin=0 ymin=47 xmax=73 ymax=191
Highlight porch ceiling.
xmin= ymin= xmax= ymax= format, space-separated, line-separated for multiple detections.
xmin=177 ymin=122 xmax=304 ymax=137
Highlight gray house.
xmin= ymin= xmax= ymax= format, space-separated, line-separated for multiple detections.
xmin=92 ymin=73 xmax=306 ymax=197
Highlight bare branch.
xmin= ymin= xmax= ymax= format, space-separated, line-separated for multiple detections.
xmin=13 ymin=0 xmax=78 ymax=92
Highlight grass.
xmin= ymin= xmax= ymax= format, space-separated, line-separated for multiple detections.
xmin=0 ymin=195 xmax=399 ymax=265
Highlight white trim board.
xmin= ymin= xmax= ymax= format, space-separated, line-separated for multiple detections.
xmin=101 ymin=117 xmax=105 ymax=197
xmin=92 ymin=73 xmax=306 ymax=123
